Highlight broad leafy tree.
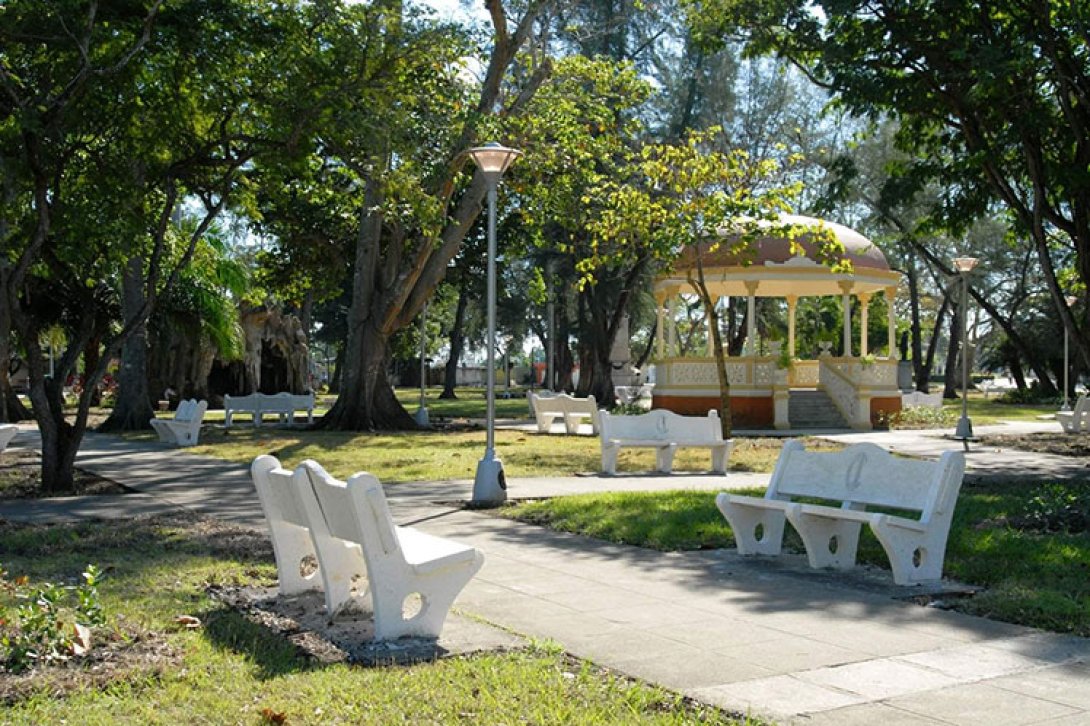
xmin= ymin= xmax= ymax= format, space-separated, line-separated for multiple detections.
xmin=687 ymin=0 xmax=1089 ymax=369
xmin=0 ymin=0 xmax=278 ymax=490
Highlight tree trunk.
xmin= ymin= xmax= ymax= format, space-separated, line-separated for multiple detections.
xmin=440 ymin=283 xmax=469 ymax=399
xmin=99 ymin=257 xmax=155 ymax=431
xmin=923 ymin=291 xmax=949 ymax=389
xmin=942 ymin=300 xmax=961 ymax=400
xmin=319 ymin=173 xmax=416 ymax=430
xmin=905 ymin=257 xmax=929 ymax=392
xmin=1009 ymin=355 xmax=1027 ymax=389
xmin=691 ymin=264 xmax=732 ymax=438
xmin=555 ymin=315 xmax=575 ymax=392
xmin=0 ymin=262 xmax=30 ymax=423
xmin=320 ymin=324 xmax=414 ymax=430
xmin=330 ymin=345 xmax=344 ymax=395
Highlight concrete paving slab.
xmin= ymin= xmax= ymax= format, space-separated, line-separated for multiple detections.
xmin=691 ymin=674 xmax=867 ymax=719
xmin=801 ymin=702 xmax=960 ymax=725
xmin=887 ymin=681 xmax=1081 ymax=725
xmin=607 ymin=649 xmax=775 ymax=691
xmin=987 ymin=663 xmax=1090 ymax=710
xmin=797 ymin=657 xmax=961 ymax=700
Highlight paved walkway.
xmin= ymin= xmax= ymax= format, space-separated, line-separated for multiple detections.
xmin=1 ymin=426 xmax=1088 ymax=725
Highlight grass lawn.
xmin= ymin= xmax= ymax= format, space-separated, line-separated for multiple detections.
xmin=0 ymin=515 xmax=751 ymax=724
xmin=177 ymin=428 xmax=840 ymax=483
xmin=504 ymin=480 xmax=1090 ymax=637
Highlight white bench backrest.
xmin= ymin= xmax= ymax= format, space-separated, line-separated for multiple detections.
xmin=299 ymin=461 xmax=401 ymax=563
xmin=225 ymin=393 xmax=259 ymax=410
xmin=251 ymin=455 xmax=310 ymax=528
xmin=175 ymin=399 xmax=194 ymax=422
xmin=532 ymin=392 xmax=595 ymax=413
xmin=600 ymin=409 xmax=722 ymax=443
xmin=770 ymin=440 xmax=964 ymax=518
xmin=902 ymin=391 xmax=943 ymax=409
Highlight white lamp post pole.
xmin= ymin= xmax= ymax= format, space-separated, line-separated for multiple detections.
xmin=467 ymin=143 xmax=521 ymax=507
xmin=414 ymin=302 xmax=429 ymax=427
xmin=953 ymin=257 xmax=978 ymax=446
xmin=1062 ymin=294 xmax=1077 ymax=411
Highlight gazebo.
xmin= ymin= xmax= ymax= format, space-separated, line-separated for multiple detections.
xmin=651 ymin=215 xmax=903 ymax=430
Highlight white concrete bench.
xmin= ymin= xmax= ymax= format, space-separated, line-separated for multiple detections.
xmin=225 ymin=392 xmax=315 ymax=428
xmin=149 ymin=399 xmax=207 ymax=446
xmin=296 ymin=459 xmax=484 ymax=640
xmin=250 ymin=456 xmax=367 ymax=616
xmin=598 ymin=409 xmax=732 ymax=475
xmin=901 ymin=391 xmax=943 ymax=409
xmin=1057 ymin=394 xmax=1089 ymax=434
xmin=716 ymin=440 xmax=966 ymax=585
xmin=0 ymin=424 xmax=18 ymax=454
xmin=528 ymin=391 xmax=599 ymax=434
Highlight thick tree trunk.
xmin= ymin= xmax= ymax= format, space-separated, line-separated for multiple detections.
xmin=320 ymin=324 xmax=414 ymax=430
xmin=1009 ymin=357 xmax=1027 ymax=389
xmin=440 ymin=283 xmax=469 ymax=399
xmin=99 ymin=257 xmax=155 ymax=431
xmin=942 ymin=301 xmax=961 ymax=400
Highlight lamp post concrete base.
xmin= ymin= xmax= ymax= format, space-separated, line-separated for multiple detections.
xmin=471 ymin=455 xmax=506 ymax=508
xmin=414 ymin=406 xmax=430 ymax=427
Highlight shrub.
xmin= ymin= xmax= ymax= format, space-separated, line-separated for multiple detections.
xmin=0 ymin=564 xmax=106 ymax=673
xmin=1011 ymin=484 xmax=1090 ymax=534
xmin=881 ymin=405 xmax=953 ymax=429
xmin=997 ymin=381 xmax=1061 ymax=405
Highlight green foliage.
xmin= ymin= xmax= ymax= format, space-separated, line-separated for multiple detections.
xmin=880 ymin=405 xmax=953 ymax=430
xmin=1015 ymin=484 xmax=1090 ymax=535
xmin=1 ymin=564 xmax=106 ymax=673
xmin=997 ymin=382 xmax=1061 ymax=406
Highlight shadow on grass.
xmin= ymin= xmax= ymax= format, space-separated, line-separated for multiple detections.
xmin=199 ymin=607 xmax=312 ymax=679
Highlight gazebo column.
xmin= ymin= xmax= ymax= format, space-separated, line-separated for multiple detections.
xmin=744 ymin=280 xmax=759 ymax=356
xmin=886 ymin=286 xmax=897 ymax=358
xmin=858 ymin=292 xmax=872 ymax=357
xmin=655 ymin=294 xmax=666 ymax=358
xmin=786 ymin=295 xmax=798 ymax=358
xmin=839 ymin=281 xmax=854 ymax=357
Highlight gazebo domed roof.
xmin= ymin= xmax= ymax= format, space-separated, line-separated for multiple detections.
xmin=657 ymin=214 xmax=899 ymax=299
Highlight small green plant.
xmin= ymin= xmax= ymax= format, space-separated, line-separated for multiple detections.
xmin=880 ymin=405 xmax=952 ymax=429
xmin=858 ymin=353 xmax=876 ymax=367
xmin=1 ymin=564 xmax=106 ymax=673
xmin=1013 ymin=484 xmax=1090 ymax=534
xmin=775 ymin=347 xmax=794 ymax=370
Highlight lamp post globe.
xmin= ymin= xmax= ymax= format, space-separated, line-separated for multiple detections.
xmin=467 ymin=143 xmax=521 ymax=507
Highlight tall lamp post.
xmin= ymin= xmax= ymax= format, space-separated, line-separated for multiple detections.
xmin=414 ymin=302 xmax=429 ymax=427
xmin=1062 ymin=294 xmax=1077 ymax=411
xmin=467 ymin=142 xmax=522 ymax=507
xmin=953 ymin=256 xmax=979 ymax=446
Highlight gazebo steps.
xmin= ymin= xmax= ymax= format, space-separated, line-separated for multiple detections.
xmin=788 ymin=389 xmax=849 ymax=429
